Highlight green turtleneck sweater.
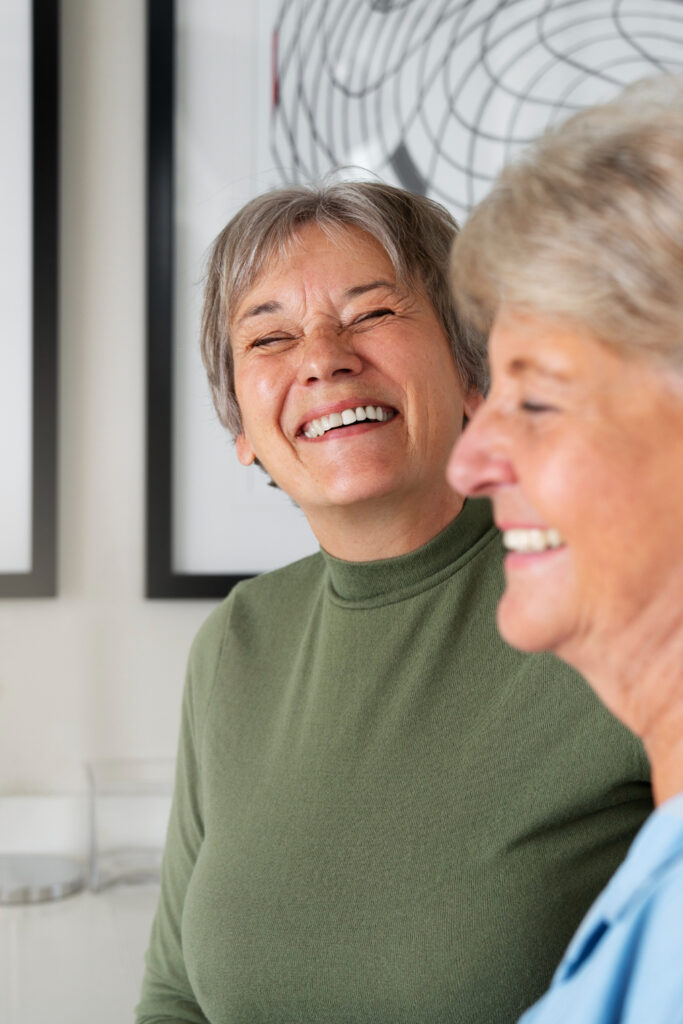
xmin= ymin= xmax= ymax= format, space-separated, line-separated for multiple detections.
xmin=136 ymin=499 xmax=651 ymax=1024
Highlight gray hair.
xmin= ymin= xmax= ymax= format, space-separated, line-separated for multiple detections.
xmin=201 ymin=180 xmax=488 ymax=436
xmin=450 ymin=75 xmax=683 ymax=375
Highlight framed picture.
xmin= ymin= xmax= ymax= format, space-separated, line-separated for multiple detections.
xmin=147 ymin=0 xmax=319 ymax=599
xmin=0 ymin=0 xmax=59 ymax=598
xmin=147 ymin=0 xmax=682 ymax=599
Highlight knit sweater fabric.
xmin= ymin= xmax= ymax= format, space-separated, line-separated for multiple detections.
xmin=136 ymin=498 xmax=652 ymax=1024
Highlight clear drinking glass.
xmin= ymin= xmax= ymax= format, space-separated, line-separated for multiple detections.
xmin=86 ymin=758 xmax=174 ymax=891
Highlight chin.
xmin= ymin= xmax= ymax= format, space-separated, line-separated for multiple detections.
xmin=319 ymin=472 xmax=401 ymax=508
xmin=496 ymin=595 xmax=567 ymax=656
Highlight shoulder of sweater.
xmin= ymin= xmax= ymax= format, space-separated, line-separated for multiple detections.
xmin=187 ymin=551 xmax=325 ymax=661
xmin=181 ymin=553 xmax=325 ymax=718
xmin=231 ymin=548 xmax=326 ymax=601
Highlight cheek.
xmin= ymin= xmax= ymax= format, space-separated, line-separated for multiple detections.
xmin=412 ymin=354 xmax=466 ymax=424
xmin=520 ymin=451 xmax=580 ymax=515
xmin=530 ymin=445 xmax=636 ymax=568
xmin=518 ymin=444 xmax=609 ymax=546
xmin=236 ymin=369 xmax=284 ymax=432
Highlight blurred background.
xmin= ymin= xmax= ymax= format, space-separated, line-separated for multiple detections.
xmin=2 ymin=0 xmax=682 ymax=1020
xmin=1 ymin=4 xmax=211 ymax=1019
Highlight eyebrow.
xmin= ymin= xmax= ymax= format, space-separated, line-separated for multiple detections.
xmin=343 ymin=279 xmax=397 ymax=300
xmin=235 ymin=300 xmax=283 ymax=327
xmin=507 ymin=357 xmax=572 ymax=383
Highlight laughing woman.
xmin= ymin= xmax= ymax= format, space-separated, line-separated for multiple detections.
xmin=449 ymin=77 xmax=683 ymax=1024
xmin=136 ymin=182 xmax=651 ymax=1024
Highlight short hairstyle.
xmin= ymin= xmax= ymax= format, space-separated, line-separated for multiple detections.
xmin=450 ymin=75 xmax=683 ymax=376
xmin=201 ymin=180 xmax=488 ymax=436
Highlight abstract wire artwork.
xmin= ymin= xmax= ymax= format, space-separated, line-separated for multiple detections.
xmin=269 ymin=0 xmax=683 ymax=219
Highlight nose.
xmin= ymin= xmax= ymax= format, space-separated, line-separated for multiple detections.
xmin=296 ymin=324 xmax=364 ymax=384
xmin=447 ymin=403 xmax=516 ymax=497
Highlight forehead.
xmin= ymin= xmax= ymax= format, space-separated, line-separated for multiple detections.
xmin=489 ymin=308 xmax=607 ymax=380
xmin=257 ymin=222 xmax=396 ymax=285
xmin=231 ymin=224 xmax=399 ymax=328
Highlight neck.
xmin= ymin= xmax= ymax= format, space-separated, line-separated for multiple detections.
xmin=647 ymin=716 xmax=683 ymax=806
xmin=565 ymin=600 xmax=683 ymax=807
xmin=306 ymin=489 xmax=466 ymax=561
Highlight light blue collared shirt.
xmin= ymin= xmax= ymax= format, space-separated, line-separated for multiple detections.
xmin=520 ymin=792 xmax=683 ymax=1024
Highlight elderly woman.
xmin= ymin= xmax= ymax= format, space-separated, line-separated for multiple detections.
xmin=136 ymin=182 xmax=651 ymax=1024
xmin=449 ymin=77 xmax=683 ymax=1023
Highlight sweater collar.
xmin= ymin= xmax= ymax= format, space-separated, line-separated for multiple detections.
xmin=321 ymin=499 xmax=495 ymax=605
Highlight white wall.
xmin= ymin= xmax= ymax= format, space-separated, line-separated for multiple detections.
xmin=0 ymin=0 xmax=216 ymax=797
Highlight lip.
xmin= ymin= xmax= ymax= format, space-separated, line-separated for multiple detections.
xmin=295 ymin=398 xmax=398 ymax=437
xmin=504 ymin=547 xmax=567 ymax=567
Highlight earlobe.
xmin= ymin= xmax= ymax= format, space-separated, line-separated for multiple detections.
xmin=235 ymin=433 xmax=256 ymax=466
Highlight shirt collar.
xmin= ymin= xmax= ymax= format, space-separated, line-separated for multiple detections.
xmin=321 ymin=498 xmax=495 ymax=606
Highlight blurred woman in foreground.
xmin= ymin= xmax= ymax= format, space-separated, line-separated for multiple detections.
xmin=449 ymin=75 xmax=683 ymax=1024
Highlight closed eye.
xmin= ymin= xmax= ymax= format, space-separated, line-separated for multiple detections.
xmin=251 ymin=333 xmax=294 ymax=348
xmin=353 ymin=308 xmax=395 ymax=325
xmin=520 ymin=400 xmax=557 ymax=413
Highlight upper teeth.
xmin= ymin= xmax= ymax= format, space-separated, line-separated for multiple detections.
xmin=503 ymin=528 xmax=565 ymax=553
xmin=303 ymin=405 xmax=395 ymax=438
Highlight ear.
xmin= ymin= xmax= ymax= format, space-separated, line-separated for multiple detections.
xmin=235 ymin=433 xmax=256 ymax=466
xmin=463 ymin=391 xmax=484 ymax=423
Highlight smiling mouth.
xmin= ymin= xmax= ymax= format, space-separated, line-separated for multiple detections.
xmin=301 ymin=404 xmax=396 ymax=439
xmin=502 ymin=528 xmax=565 ymax=553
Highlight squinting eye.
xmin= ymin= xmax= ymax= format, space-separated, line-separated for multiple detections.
xmin=355 ymin=308 xmax=395 ymax=324
xmin=520 ymin=400 xmax=556 ymax=413
xmin=252 ymin=334 xmax=290 ymax=348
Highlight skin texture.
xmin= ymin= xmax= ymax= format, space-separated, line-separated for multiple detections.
xmin=448 ymin=307 xmax=683 ymax=804
xmin=231 ymin=223 xmax=481 ymax=561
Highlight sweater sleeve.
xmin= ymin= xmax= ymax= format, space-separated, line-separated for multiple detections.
xmin=134 ymin=604 xmax=227 ymax=1024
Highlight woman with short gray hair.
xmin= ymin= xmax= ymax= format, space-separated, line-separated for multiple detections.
xmin=200 ymin=181 xmax=488 ymax=438
xmin=450 ymin=75 xmax=683 ymax=1024
xmin=137 ymin=180 xmax=651 ymax=1024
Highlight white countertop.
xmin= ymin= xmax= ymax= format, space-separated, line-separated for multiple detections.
xmin=0 ymin=882 xmax=159 ymax=1024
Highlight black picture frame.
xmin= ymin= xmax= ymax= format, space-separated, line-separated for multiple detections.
xmin=0 ymin=0 xmax=59 ymax=598
xmin=146 ymin=0 xmax=253 ymax=599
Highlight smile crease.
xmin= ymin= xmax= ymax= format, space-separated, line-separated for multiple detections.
xmin=302 ymin=405 xmax=396 ymax=439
